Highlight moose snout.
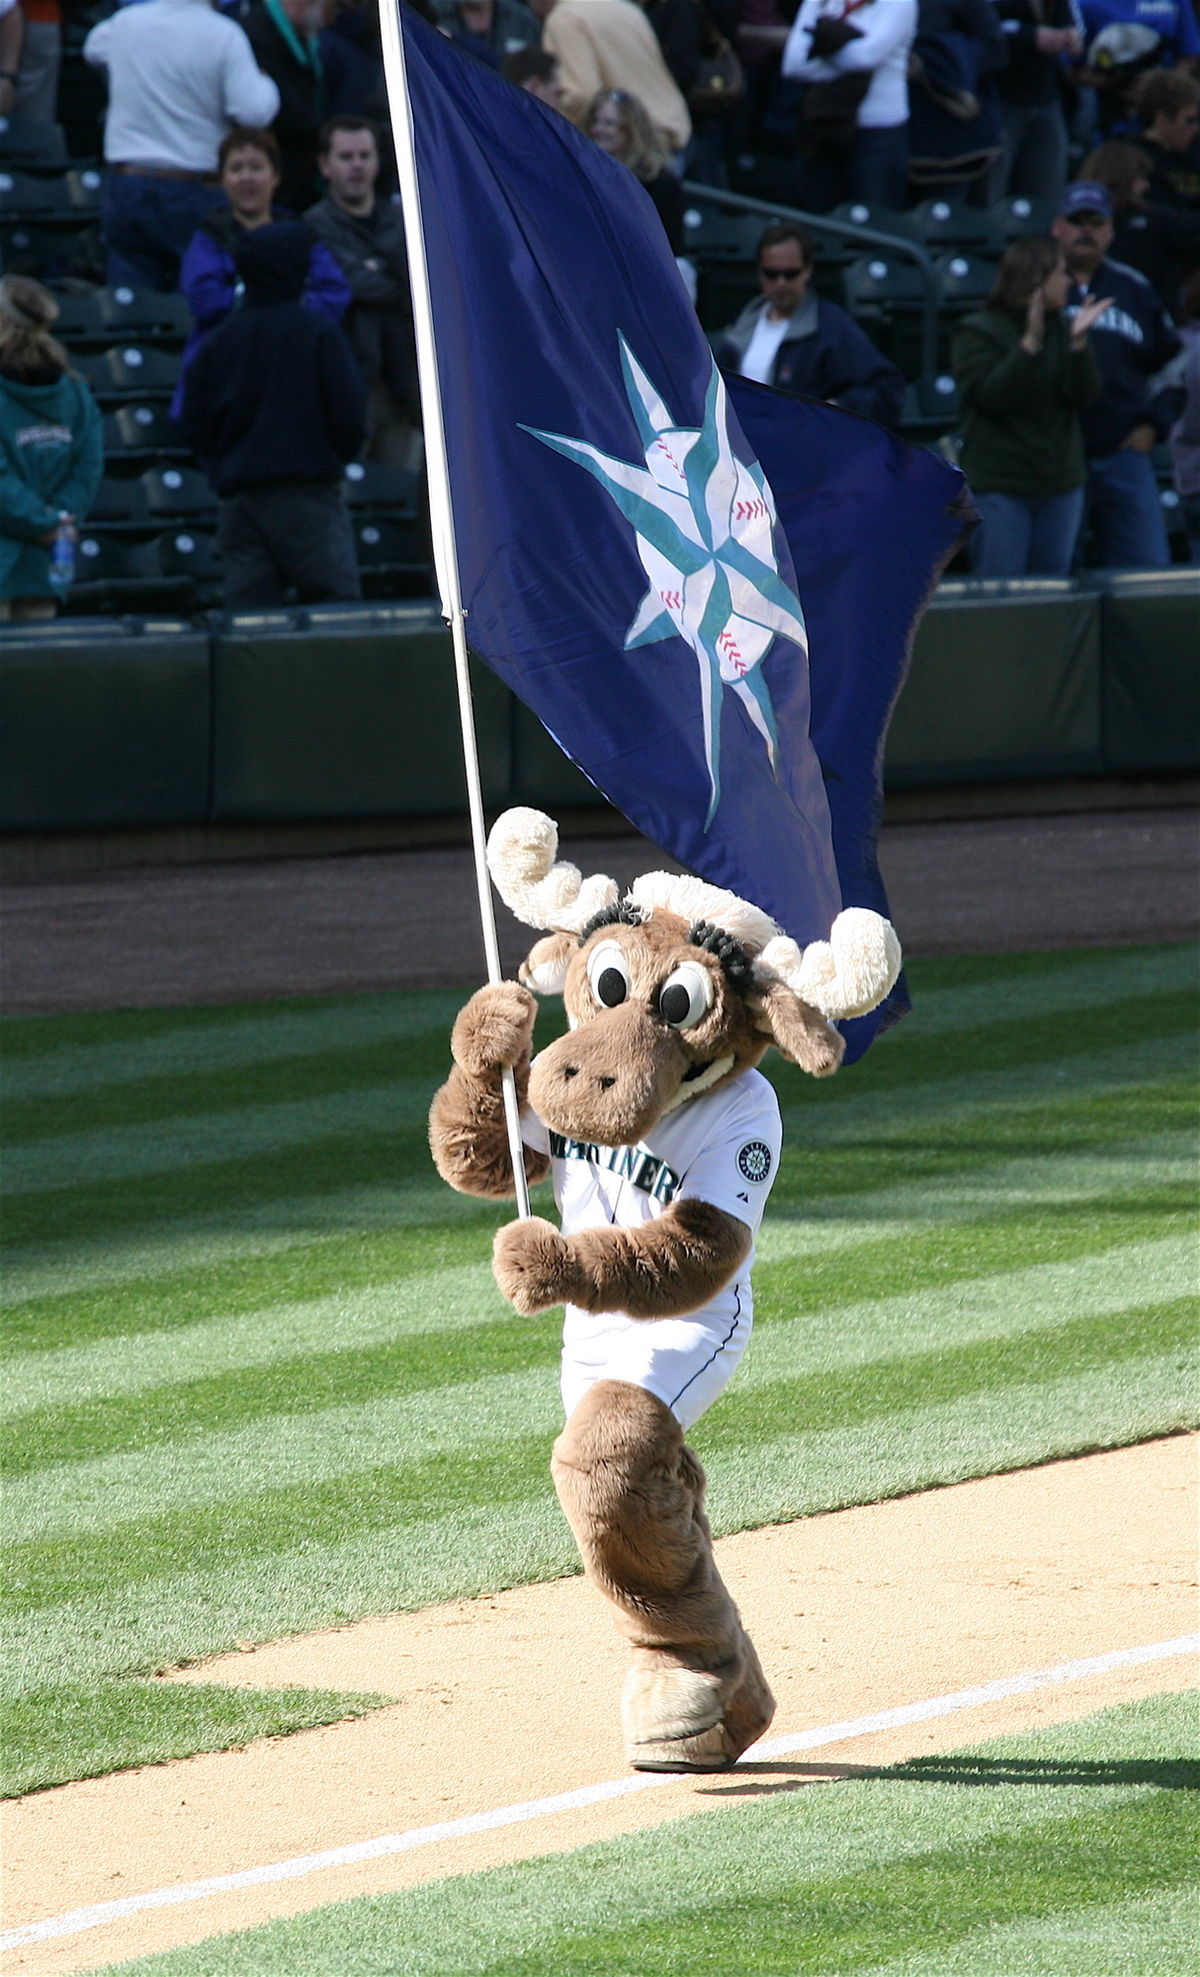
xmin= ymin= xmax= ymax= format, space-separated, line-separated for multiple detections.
xmin=529 ymin=1007 xmax=685 ymax=1143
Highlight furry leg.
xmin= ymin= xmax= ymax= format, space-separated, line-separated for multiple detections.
xmin=551 ymin=1379 xmax=775 ymax=1772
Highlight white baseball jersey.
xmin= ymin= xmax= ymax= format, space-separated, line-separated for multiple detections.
xmin=522 ymin=1067 xmax=783 ymax=1429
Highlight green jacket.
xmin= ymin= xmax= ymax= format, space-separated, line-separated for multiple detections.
xmin=0 ymin=368 xmax=103 ymax=600
xmin=951 ymin=307 xmax=1102 ymax=498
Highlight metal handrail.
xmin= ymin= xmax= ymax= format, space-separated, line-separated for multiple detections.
xmin=679 ymin=180 xmax=939 ymax=380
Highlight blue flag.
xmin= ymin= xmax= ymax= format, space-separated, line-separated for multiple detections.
xmin=400 ymin=8 xmax=968 ymax=1057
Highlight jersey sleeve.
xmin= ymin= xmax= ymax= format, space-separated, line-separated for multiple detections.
xmin=675 ymin=1077 xmax=783 ymax=1235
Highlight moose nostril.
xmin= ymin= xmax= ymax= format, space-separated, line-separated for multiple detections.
xmin=562 ymin=1065 xmax=578 ymax=1079
xmin=599 ymin=1076 xmax=616 ymax=1089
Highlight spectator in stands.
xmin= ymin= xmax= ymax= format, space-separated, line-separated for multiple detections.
xmin=712 ymin=219 xmax=906 ymax=424
xmin=0 ymin=0 xmax=20 ymax=119
xmin=320 ymin=1 xmax=387 ymax=118
xmin=173 ymin=125 xmax=350 ymax=419
xmin=1078 ymin=0 xmax=1199 ymax=73
xmin=952 ymin=236 xmax=1107 ymax=574
xmin=177 ymin=219 xmax=365 ymax=607
xmin=1081 ymin=135 xmax=1200 ymax=309
xmin=1052 ymin=176 xmax=1183 ymax=566
xmin=83 ymin=0 xmax=280 ymax=292
xmin=502 ymin=42 xmax=565 ymax=103
xmin=243 ymin=0 xmax=333 ymax=215
xmin=991 ymin=2 xmax=1083 ymax=206
xmin=305 ymin=113 xmax=420 ymax=466
xmin=782 ymin=0 xmax=918 ymax=213
xmin=434 ymin=0 xmax=543 ymax=69
xmin=643 ymin=0 xmax=740 ymax=186
xmin=1133 ymin=66 xmax=1200 ymax=208
xmin=12 ymin=1 xmax=61 ymax=125
xmin=1168 ymin=265 xmax=1200 ymax=558
xmin=906 ymin=0 xmax=1007 ymax=204
xmin=0 ymin=276 xmax=102 ymax=621
xmin=542 ymin=0 xmax=692 ymax=154
xmin=587 ymin=85 xmax=686 ymax=248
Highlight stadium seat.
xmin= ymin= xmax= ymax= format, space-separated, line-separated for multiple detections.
xmin=354 ymin=517 xmax=430 ymax=593
xmin=680 ymin=205 xmax=763 ymax=262
xmin=126 ymin=528 xmax=222 ymax=607
xmin=0 ymin=166 xmax=74 ymax=221
xmin=841 ymin=253 xmax=927 ymax=368
xmin=139 ymin=464 xmax=216 ymax=521
xmin=48 ymin=288 xmax=104 ymax=341
xmin=0 ymin=220 xmax=96 ymax=281
xmin=935 ymin=251 xmax=997 ymax=312
xmin=912 ymin=198 xmax=1003 ymax=253
xmin=103 ymin=402 xmax=189 ymax=463
xmin=343 ymin=461 xmax=420 ymax=513
xmin=0 ymin=120 xmax=69 ymax=167
xmin=97 ymin=285 xmax=191 ymax=345
xmin=69 ymin=530 xmax=148 ymax=602
xmin=899 ymin=370 xmax=961 ymax=436
xmin=79 ymin=343 xmax=181 ymax=399
xmin=87 ymin=477 xmax=152 ymax=526
xmin=831 ymin=200 xmax=922 ymax=243
xmin=992 ymin=195 xmax=1057 ymax=241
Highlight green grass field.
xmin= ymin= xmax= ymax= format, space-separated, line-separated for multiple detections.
xmin=91 ymin=1690 xmax=1200 ymax=1976
xmin=2 ymin=942 xmax=1195 ymax=1805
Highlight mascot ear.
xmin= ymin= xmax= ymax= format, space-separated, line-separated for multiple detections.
xmin=749 ymin=978 xmax=844 ymax=1078
xmin=518 ymin=933 xmax=576 ymax=996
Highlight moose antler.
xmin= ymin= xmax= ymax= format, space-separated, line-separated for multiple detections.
xmin=486 ymin=808 xmax=619 ymax=933
xmin=756 ymin=910 xmax=901 ymax=1021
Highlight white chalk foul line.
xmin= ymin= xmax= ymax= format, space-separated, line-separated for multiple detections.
xmin=4 ymin=1633 xmax=1196 ymax=1954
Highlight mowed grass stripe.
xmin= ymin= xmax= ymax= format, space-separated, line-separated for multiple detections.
xmin=0 ymin=988 xmax=468 ymax=1100
xmin=7 ymin=951 xmax=1193 ymax=1143
xmin=7 ymin=1291 xmax=1192 ymax=1606
xmin=6 ymin=986 xmax=1194 ymax=1177
xmin=0 ymin=1034 xmax=1187 ymax=1258
xmin=5 ymin=1147 xmax=1192 ymax=1409
xmin=6 ymin=1230 xmax=1191 ymax=1504
xmin=5 ymin=1124 xmax=1192 ymax=1357
xmin=5 ymin=1354 xmax=1188 ymax=1693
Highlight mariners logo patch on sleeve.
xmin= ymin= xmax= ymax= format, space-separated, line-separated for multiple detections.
xmin=737 ymin=1140 xmax=773 ymax=1184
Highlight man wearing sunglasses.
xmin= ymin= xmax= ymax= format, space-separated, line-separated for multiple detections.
xmin=712 ymin=220 xmax=905 ymax=427
xmin=1052 ymin=178 xmax=1183 ymax=567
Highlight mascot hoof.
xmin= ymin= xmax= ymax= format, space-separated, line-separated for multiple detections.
xmin=622 ymin=1648 xmax=776 ymax=1773
xmin=492 ymin=1216 xmax=573 ymax=1313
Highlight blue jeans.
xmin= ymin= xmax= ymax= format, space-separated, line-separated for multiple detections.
xmin=970 ymin=488 xmax=1085 ymax=577
xmin=101 ymin=174 xmax=225 ymax=292
xmin=998 ymin=100 xmax=1069 ymax=204
xmin=852 ymin=123 xmax=910 ymax=209
xmin=1084 ymin=448 xmax=1172 ymax=571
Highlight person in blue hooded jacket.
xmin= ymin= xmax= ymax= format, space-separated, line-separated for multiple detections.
xmin=0 ymin=277 xmax=102 ymax=622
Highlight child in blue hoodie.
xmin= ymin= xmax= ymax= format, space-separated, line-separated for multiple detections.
xmin=0 ymin=278 xmax=103 ymax=621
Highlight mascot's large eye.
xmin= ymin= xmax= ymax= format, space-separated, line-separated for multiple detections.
xmin=658 ymin=962 xmax=713 ymax=1030
xmin=586 ymin=940 xmax=631 ymax=1009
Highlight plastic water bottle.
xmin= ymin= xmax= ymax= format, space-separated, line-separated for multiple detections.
xmin=49 ymin=515 xmax=75 ymax=598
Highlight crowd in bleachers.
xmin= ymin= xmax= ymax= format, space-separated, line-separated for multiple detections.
xmin=0 ymin=0 xmax=1197 ymax=619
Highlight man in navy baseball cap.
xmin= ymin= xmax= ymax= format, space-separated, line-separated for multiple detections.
xmin=1058 ymin=179 xmax=1114 ymax=220
xmin=1052 ymin=177 xmax=1181 ymax=568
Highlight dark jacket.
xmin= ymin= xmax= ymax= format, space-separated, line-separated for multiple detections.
xmin=713 ymin=291 xmax=906 ymax=426
xmin=993 ymin=0 xmax=1080 ymax=107
xmin=1110 ymin=200 xmax=1200 ymax=316
xmin=177 ymin=222 xmax=365 ymax=495
xmin=303 ymin=192 xmax=417 ymax=415
xmin=1067 ymin=254 xmax=1183 ymax=453
xmin=1139 ymin=133 xmax=1200 ymax=214
xmin=243 ymin=3 xmax=325 ymax=214
xmin=172 ymin=205 xmax=350 ymax=418
xmin=951 ymin=304 xmax=1101 ymax=494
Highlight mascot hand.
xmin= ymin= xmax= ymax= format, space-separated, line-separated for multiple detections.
xmin=493 ymin=1217 xmax=577 ymax=1313
xmin=451 ymin=981 xmax=538 ymax=1081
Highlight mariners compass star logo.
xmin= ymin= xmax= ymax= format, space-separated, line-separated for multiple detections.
xmin=523 ymin=339 xmax=808 ymax=828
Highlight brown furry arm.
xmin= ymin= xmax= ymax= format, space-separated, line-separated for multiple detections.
xmin=428 ymin=983 xmax=550 ymax=1199
xmin=492 ymin=1198 xmax=751 ymax=1317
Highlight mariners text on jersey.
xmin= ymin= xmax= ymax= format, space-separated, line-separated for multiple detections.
xmin=547 ymin=1130 xmax=681 ymax=1204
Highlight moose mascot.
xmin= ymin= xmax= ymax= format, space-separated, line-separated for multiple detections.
xmin=430 ymin=806 xmax=900 ymax=1773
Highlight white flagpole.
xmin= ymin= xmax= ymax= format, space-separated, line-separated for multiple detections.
xmin=378 ymin=0 xmax=531 ymax=1220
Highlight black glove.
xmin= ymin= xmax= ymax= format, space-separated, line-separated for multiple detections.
xmin=810 ymin=16 xmax=864 ymax=57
